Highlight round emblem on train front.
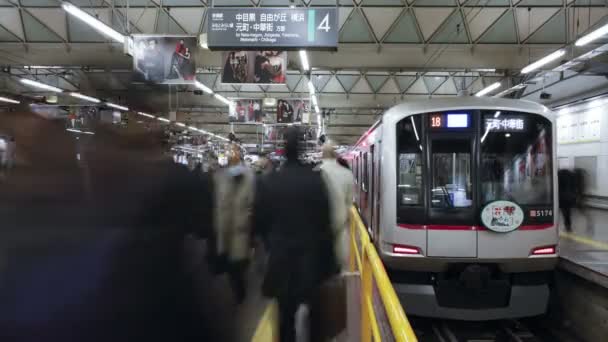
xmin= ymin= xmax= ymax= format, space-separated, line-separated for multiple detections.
xmin=480 ymin=200 xmax=524 ymax=233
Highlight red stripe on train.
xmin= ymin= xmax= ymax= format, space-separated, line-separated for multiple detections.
xmin=397 ymin=224 xmax=554 ymax=231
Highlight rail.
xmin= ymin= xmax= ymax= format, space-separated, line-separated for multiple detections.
xmin=349 ymin=206 xmax=418 ymax=342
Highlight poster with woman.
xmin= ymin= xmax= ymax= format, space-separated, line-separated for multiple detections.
xmin=229 ymin=99 xmax=266 ymax=123
xmin=132 ymin=35 xmax=197 ymax=84
xmin=276 ymin=99 xmax=309 ymax=123
xmin=222 ymin=51 xmax=286 ymax=84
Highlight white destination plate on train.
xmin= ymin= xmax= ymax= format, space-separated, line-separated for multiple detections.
xmin=480 ymin=200 xmax=524 ymax=233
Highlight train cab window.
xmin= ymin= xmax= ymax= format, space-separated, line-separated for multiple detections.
xmin=397 ymin=115 xmax=423 ymax=206
xmin=480 ymin=111 xmax=553 ymax=206
xmin=431 ymin=139 xmax=472 ymax=208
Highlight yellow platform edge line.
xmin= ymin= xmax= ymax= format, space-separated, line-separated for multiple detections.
xmin=251 ymin=303 xmax=275 ymax=342
xmin=560 ymin=232 xmax=608 ymax=251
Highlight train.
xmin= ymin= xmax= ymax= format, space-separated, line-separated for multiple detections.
xmin=350 ymin=97 xmax=558 ymax=320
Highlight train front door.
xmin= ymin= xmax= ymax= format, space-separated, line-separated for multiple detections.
xmin=426 ymin=134 xmax=477 ymax=258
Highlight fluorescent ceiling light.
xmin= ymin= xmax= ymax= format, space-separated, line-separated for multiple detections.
xmin=475 ymin=82 xmax=501 ymax=97
xmin=82 ymin=131 xmax=95 ymax=135
xmin=473 ymin=68 xmax=496 ymax=73
xmin=27 ymin=65 xmax=63 ymax=69
xmin=66 ymin=128 xmax=82 ymax=133
xmin=137 ymin=111 xmax=155 ymax=119
xmin=106 ymin=102 xmax=128 ymax=111
xmin=315 ymin=105 xmax=320 ymax=114
xmin=62 ymin=2 xmax=125 ymax=44
xmin=299 ymin=50 xmax=309 ymax=71
xmin=188 ymin=126 xmax=198 ymax=131
xmin=0 ymin=96 xmax=20 ymax=104
xmin=521 ymin=49 xmax=566 ymax=74
xmin=307 ymin=80 xmax=315 ymax=95
xmin=214 ymin=94 xmax=232 ymax=106
xmin=311 ymin=95 xmax=318 ymax=106
xmin=20 ymin=78 xmax=63 ymax=93
xmin=70 ymin=92 xmax=100 ymax=103
xmin=576 ymin=22 xmax=608 ymax=46
xmin=157 ymin=117 xmax=170 ymax=123
xmin=494 ymin=111 xmax=501 ymax=118
xmin=175 ymin=122 xmax=186 ymax=127
xmin=194 ymin=80 xmax=213 ymax=94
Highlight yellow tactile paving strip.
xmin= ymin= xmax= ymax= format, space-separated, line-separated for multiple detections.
xmin=560 ymin=232 xmax=608 ymax=251
xmin=251 ymin=302 xmax=277 ymax=342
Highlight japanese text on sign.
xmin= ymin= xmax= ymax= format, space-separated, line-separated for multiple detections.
xmin=485 ymin=118 xmax=525 ymax=131
xmin=207 ymin=8 xmax=338 ymax=50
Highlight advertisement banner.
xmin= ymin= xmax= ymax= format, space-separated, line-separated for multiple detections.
xmin=229 ymin=99 xmax=266 ymax=123
xmin=207 ymin=8 xmax=338 ymax=50
xmin=222 ymin=51 xmax=286 ymax=84
xmin=132 ymin=35 xmax=197 ymax=84
xmin=277 ymin=99 xmax=309 ymax=123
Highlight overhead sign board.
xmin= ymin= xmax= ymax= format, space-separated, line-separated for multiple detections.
xmin=207 ymin=8 xmax=338 ymax=50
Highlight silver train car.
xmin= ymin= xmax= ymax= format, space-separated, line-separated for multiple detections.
xmin=350 ymin=97 xmax=558 ymax=320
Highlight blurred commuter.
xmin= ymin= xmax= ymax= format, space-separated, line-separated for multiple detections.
xmin=255 ymin=127 xmax=338 ymax=342
xmin=558 ymin=169 xmax=576 ymax=232
xmin=0 ymin=111 xmax=230 ymax=341
xmin=213 ymin=144 xmax=255 ymax=304
xmin=320 ymin=144 xmax=354 ymax=270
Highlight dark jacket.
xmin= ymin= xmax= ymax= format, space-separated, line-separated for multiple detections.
xmin=256 ymin=158 xmax=337 ymax=300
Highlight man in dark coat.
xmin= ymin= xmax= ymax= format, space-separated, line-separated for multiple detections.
xmin=254 ymin=127 xmax=337 ymax=342
xmin=0 ymin=111 xmax=227 ymax=341
xmin=558 ymin=168 xmax=576 ymax=232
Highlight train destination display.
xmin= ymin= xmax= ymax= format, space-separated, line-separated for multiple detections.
xmin=430 ymin=112 xmax=470 ymax=129
xmin=207 ymin=8 xmax=338 ymax=50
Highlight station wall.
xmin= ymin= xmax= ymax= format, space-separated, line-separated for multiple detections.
xmin=555 ymin=96 xmax=608 ymax=198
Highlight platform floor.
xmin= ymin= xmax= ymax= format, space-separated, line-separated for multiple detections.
xmin=558 ymin=207 xmax=608 ymax=286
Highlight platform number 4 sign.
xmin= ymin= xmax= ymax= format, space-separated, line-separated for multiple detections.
xmin=318 ymin=14 xmax=330 ymax=32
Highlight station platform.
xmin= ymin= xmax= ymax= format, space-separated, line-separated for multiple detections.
xmin=558 ymin=207 xmax=608 ymax=288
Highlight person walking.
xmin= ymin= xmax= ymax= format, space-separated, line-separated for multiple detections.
xmin=213 ymin=144 xmax=255 ymax=304
xmin=319 ymin=144 xmax=354 ymax=270
xmin=255 ymin=127 xmax=338 ymax=342
xmin=558 ymin=169 xmax=576 ymax=232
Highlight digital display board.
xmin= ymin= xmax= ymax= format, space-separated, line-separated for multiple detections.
xmin=207 ymin=8 xmax=338 ymax=50
xmin=430 ymin=112 xmax=470 ymax=129
xmin=484 ymin=116 xmax=525 ymax=132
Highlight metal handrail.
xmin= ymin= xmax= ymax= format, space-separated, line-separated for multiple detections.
xmin=349 ymin=206 xmax=418 ymax=342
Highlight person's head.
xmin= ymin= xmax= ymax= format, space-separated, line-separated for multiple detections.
xmin=227 ymin=144 xmax=242 ymax=167
xmin=321 ymin=143 xmax=336 ymax=160
xmin=180 ymin=39 xmax=184 ymax=44
xmin=148 ymin=39 xmax=157 ymax=48
xmin=284 ymin=126 xmax=301 ymax=162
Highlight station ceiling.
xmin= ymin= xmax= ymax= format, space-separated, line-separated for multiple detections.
xmin=2 ymin=0 xmax=608 ymax=144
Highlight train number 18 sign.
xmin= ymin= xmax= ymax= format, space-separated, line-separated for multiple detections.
xmin=481 ymin=200 xmax=524 ymax=233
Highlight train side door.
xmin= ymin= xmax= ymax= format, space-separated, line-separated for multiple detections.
xmin=426 ymin=134 xmax=477 ymax=258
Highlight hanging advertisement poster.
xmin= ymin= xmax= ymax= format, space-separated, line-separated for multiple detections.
xmin=229 ymin=99 xmax=266 ymax=123
xmin=132 ymin=35 xmax=197 ymax=84
xmin=222 ymin=51 xmax=286 ymax=84
xmin=276 ymin=99 xmax=309 ymax=123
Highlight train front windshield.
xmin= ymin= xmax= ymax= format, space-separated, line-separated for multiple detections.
xmin=397 ymin=110 xmax=553 ymax=225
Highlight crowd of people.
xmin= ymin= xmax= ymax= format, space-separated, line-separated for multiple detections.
xmin=0 ymin=111 xmax=354 ymax=342
xmin=202 ymin=127 xmax=354 ymax=342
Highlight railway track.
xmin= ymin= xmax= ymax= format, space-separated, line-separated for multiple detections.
xmin=410 ymin=318 xmax=543 ymax=342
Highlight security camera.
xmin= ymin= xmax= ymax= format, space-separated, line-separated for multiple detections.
xmin=540 ymin=92 xmax=552 ymax=100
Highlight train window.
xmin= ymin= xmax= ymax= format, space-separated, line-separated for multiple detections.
xmin=362 ymin=153 xmax=369 ymax=192
xmin=397 ymin=115 xmax=423 ymax=206
xmin=431 ymin=139 xmax=472 ymax=208
xmin=480 ymin=111 xmax=552 ymax=206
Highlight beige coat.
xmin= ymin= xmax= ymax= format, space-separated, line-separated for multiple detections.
xmin=214 ymin=168 xmax=255 ymax=262
xmin=320 ymin=159 xmax=354 ymax=270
